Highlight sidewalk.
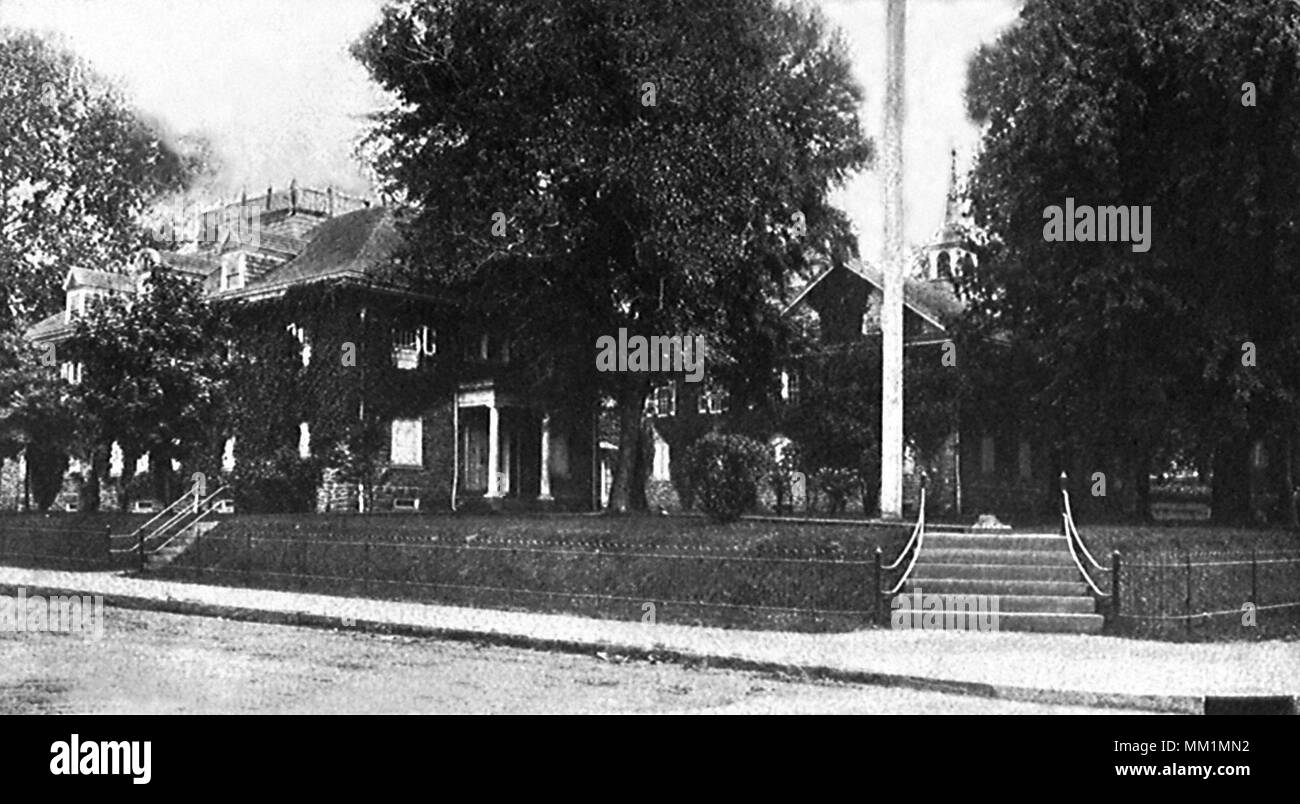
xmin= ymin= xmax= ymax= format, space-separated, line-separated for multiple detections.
xmin=2 ymin=566 xmax=1295 ymax=713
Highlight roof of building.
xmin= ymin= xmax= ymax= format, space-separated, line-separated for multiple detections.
xmin=63 ymin=268 xmax=134 ymax=293
xmin=24 ymin=311 xmax=71 ymax=343
xmin=784 ymin=258 xmax=964 ymax=330
xmin=223 ymin=206 xmax=411 ymax=300
xmin=155 ymin=251 xmax=218 ymax=278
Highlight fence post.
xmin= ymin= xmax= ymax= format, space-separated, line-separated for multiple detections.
xmin=137 ymin=526 xmax=146 ymax=574
xmin=104 ymin=525 xmax=112 ymax=569
xmin=1111 ymin=550 xmax=1121 ymax=623
xmin=1251 ymin=547 xmax=1258 ymax=611
xmin=245 ymin=530 xmax=253 ymax=583
xmin=365 ymin=530 xmax=372 ymax=595
xmin=874 ymin=547 xmax=883 ymax=626
xmin=1184 ymin=550 xmax=1192 ymax=637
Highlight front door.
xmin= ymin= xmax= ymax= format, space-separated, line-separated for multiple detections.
xmin=463 ymin=416 xmax=488 ymax=492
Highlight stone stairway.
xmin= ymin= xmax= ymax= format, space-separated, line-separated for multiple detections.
xmin=892 ymin=526 xmax=1106 ymax=634
xmin=146 ymin=521 xmax=219 ymax=570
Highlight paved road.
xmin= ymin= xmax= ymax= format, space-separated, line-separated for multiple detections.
xmin=0 ymin=607 xmax=1140 ymax=714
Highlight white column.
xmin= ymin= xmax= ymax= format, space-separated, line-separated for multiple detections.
xmin=539 ymin=413 xmax=553 ymax=501
xmin=486 ymin=405 xmax=501 ymax=498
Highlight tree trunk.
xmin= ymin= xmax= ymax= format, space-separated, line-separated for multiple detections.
xmin=1285 ymin=428 xmax=1299 ymax=527
xmin=120 ymin=449 xmax=138 ymax=511
xmin=1272 ymin=426 xmax=1298 ymax=527
xmin=607 ymin=379 xmax=649 ymax=514
xmin=1211 ymin=433 xmax=1251 ymax=524
xmin=81 ymin=450 xmax=104 ymax=513
xmin=1133 ymin=447 xmax=1151 ymax=522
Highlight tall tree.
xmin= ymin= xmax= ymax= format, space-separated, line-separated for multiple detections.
xmin=0 ymin=28 xmax=191 ymax=332
xmin=354 ymin=0 xmax=872 ymax=512
xmin=65 ymin=266 xmax=232 ymax=508
xmin=0 ymin=330 xmax=74 ymax=510
xmin=962 ymin=0 xmax=1300 ymax=522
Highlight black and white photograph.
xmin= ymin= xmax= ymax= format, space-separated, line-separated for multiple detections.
xmin=0 ymin=0 xmax=1295 ymax=778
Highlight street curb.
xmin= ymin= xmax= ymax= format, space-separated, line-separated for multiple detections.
xmin=0 ymin=580 xmax=1225 ymax=714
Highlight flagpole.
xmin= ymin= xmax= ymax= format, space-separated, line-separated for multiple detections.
xmin=880 ymin=0 xmax=906 ymax=520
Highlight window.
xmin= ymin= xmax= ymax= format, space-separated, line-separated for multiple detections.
xmin=646 ymin=381 xmax=677 ymax=418
xmin=697 ymin=380 xmax=729 ymax=415
xmin=222 ymin=437 xmax=236 ymax=473
xmin=980 ymin=436 xmax=996 ymax=475
xmin=862 ymin=294 xmax=882 ymax=335
xmin=60 ymin=361 xmax=83 ymax=385
xmin=390 ymin=418 xmax=423 ymax=466
xmin=1252 ymin=440 xmax=1268 ymax=470
xmin=780 ymin=370 xmax=800 ymax=406
xmin=651 ymin=432 xmax=671 ymax=481
xmin=221 ymin=254 xmax=246 ymax=291
xmin=109 ymin=442 xmax=124 ymax=478
xmin=66 ymin=290 xmax=101 ymax=322
xmin=298 ymin=422 xmax=311 ymax=459
xmin=287 ymin=323 xmax=311 ymax=366
xmin=392 ymin=325 xmax=436 ymax=369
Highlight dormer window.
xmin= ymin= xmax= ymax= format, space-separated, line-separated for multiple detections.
xmin=66 ymin=289 xmax=104 ymax=323
xmin=60 ymin=361 xmax=83 ymax=385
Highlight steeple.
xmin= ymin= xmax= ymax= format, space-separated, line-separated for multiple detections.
xmin=937 ymin=147 xmax=963 ymax=247
xmin=923 ymin=145 xmax=975 ymax=282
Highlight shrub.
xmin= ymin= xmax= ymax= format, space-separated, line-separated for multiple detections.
xmin=229 ymin=449 xmax=322 ymax=513
xmin=686 ymin=433 xmax=772 ymax=523
xmin=768 ymin=441 xmax=804 ymax=514
xmin=813 ymin=467 xmax=860 ymax=514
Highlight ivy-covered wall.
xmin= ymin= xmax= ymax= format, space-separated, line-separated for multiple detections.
xmin=224 ymin=283 xmax=458 ymax=512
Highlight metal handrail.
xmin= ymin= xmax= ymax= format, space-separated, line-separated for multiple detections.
xmin=1062 ymin=508 xmax=1108 ymax=597
xmin=1061 ymin=485 xmax=1108 ymax=571
xmin=147 ymin=486 xmax=228 ymax=555
xmin=1058 ymin=473 xmax=1111 ymax=597
xmin=884 ymin=486 xmax=926 ymax=596
xmin=127 ymin=480 xmax=204 ymax=543
xmin=883 ymin=484 xmax=927 ymax=570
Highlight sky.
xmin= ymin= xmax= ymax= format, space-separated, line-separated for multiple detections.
xmin=0 ymin=0 xmax=1022 ymax=262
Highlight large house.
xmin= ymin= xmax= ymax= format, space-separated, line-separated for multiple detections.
xmin=10 ymin=183 xmax=600 ymax=513
xmin=5 ymin=162 xmax=1057 ymax=519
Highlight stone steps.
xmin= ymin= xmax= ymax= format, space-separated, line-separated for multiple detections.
xmin=894 ymin=525 xmax=1103 ymax=634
